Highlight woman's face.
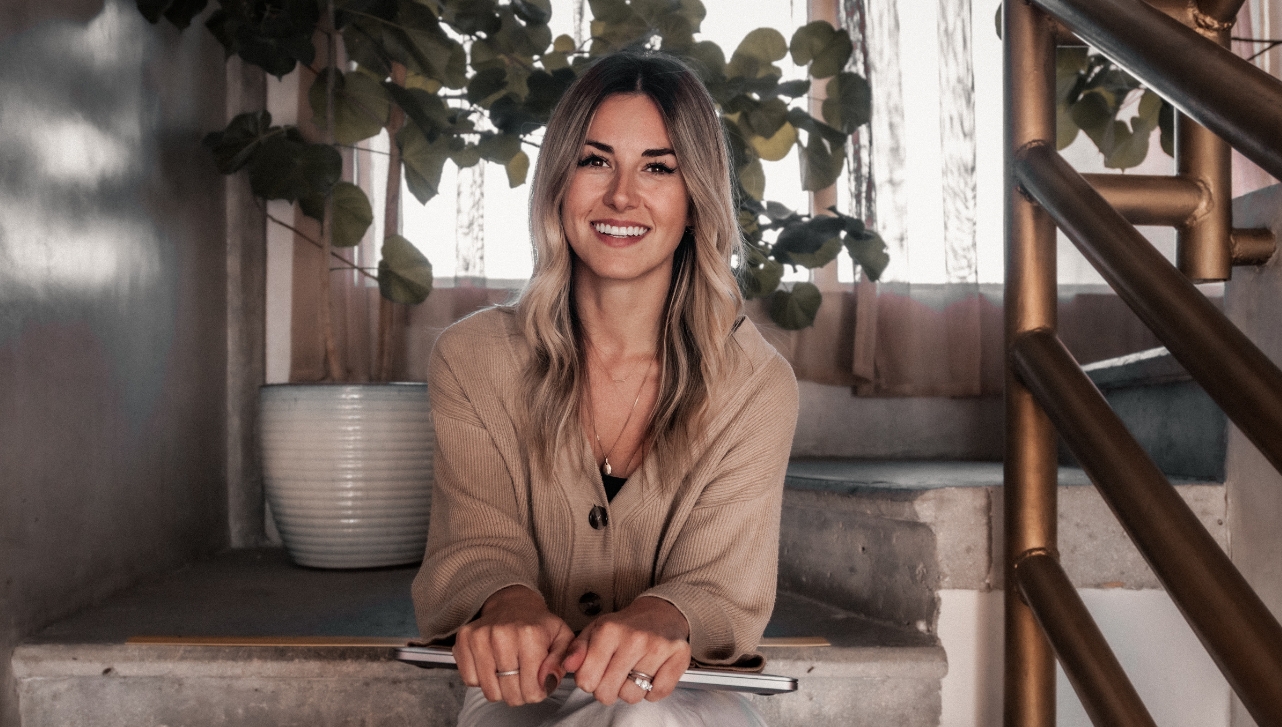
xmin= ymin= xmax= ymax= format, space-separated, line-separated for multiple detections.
xmin=561 ymin=93 xmax=690 ymax=289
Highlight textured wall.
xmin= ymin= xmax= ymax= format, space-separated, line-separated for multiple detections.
xmin=0 ymin=2 xmax=229 ymax=724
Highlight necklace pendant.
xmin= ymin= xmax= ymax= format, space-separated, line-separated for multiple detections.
xmin=602 ymin=458 xmax=612 ymax=476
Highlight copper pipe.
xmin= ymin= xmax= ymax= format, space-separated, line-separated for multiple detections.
xmin=1004 ymin=0 xmax=1058 ymax=724
xmin=1014 ymin=143 xmax=1282 ymax=475
xmin=1196 ymin=0 xmax=1249 ymax=25
xmin=1030 ymin=0 xmax=1282 ymax=183
xmin=1014 ymin=550 xmax=1158 ymax=727
xmin=1232 ymin=228 xmax=1277 ymax=265
xmin=1081 ymin=174 xmax=1203 ymax=227
xmin=1011 ymin=329 xmax=1282 ymax=725
xmin=1174 ymin=25 xmax=1232 ymax=282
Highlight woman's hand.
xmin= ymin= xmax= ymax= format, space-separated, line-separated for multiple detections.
xmin=454 ymin=585 xmax=575 ymax=706
xmin=561 ymin=596 xmax=692 ymax=705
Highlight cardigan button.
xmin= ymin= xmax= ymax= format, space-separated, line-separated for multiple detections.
xmin=588 ymin=506 xmax=609 ymax=530
xmin=578 ymin=592 xmax=603 ymax=616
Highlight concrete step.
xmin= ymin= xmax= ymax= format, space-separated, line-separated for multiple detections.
xmin=780 ymin=460 xmax=1228 ymax=630
xmin=13 ymin=549 xmax=945 ymax=727
xmin=1078 ymin=346 xmax=1226 ymax=480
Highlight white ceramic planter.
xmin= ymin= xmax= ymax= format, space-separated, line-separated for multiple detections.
xmin=260 ymin=383 xmax=433 ymax=569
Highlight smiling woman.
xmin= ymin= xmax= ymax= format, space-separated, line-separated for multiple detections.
xmin=411 ymin=51 xmax=799 ymax=726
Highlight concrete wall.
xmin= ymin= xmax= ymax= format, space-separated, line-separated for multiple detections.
xmin=0 ymin=2 xmax=231 ymax=724
xmin=1226 ymin=186 xmax=1282 ymax=727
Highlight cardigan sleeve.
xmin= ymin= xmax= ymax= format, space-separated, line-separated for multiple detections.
xmin=410 ymin=330 xmax=542 ymax=641
xmin=640 ymin=353 xmax=799 ymax=665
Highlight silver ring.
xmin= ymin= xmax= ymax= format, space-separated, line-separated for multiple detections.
xmin=496 ymin=669 xmax=520 ymax=677
xmin=627 ymin=669 xmax=654 ymax=692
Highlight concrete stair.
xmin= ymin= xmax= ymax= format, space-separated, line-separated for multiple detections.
xmin=13 ymin=461 xmax=1226 ymax=726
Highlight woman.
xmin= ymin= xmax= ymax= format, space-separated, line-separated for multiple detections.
xmin=412 ymin=50 xmax=798 ymax=726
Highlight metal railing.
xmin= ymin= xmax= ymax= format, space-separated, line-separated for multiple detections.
xmin=1004 ymin=0 xmax=1282 ymax=724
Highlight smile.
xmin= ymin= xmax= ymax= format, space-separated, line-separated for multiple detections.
xmin=593 ymin=222 xmax=650 ymax=238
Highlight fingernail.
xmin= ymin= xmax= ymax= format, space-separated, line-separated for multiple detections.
xmin=545 ymin=674 xmax=560 ymax=694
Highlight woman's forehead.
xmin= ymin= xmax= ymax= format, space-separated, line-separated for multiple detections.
xmin=584 ymin=93 xmax=674 ymax=151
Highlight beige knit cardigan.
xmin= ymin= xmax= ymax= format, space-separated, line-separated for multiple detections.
xmin=411 ymin=307 xmax=798 ymax=664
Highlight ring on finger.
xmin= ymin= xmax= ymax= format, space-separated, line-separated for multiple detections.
xmin=496 ymin=669 xmax=520 ymax=677
xmin=627 ymin=670 xmax=654 ymax=692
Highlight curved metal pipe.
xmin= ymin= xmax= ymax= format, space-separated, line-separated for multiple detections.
xmin=1031 ymin=0 xmax=1282 ymax=183
xmin=1014 ymin=142 xmax=1282 ymax=476
xmin=1012 ymin=329 xmax=1282 ymax=724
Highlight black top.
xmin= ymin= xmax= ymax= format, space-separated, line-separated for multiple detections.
xmin=602 ymin=473 xmax=628 ymax=502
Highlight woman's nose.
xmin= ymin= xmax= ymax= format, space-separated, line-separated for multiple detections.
xmin=606 ymin=170 xmax=638 ymax=210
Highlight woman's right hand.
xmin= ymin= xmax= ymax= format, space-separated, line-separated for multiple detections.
xmin=454 ymin=585 xmax=575 ymax=706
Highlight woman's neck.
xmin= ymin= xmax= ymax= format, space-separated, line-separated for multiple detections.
xmin=573 ymin=268 xmax=667 ymax=360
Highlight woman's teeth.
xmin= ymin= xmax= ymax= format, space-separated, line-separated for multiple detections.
xmin=593 ymin=223 xmax=648 ymax=238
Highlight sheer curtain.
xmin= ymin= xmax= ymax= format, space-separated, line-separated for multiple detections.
xmin=843 ymin=0 xmax=1001 ymax=397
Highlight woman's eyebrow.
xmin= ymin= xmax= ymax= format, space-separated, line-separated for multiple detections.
xmin=584 ymin=140 xmax=675 ymax=158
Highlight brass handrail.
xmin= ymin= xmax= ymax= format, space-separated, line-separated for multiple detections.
xmin=1011 ymin=329 xmax=1282 ymax=723
xmin=1031 ymin=0 xmax=1282 ymax=183
xmin=1013 ymin=550 xmax=1157 ymax=727
xmin=1014 ymin=142 xmax=1282 ymax=475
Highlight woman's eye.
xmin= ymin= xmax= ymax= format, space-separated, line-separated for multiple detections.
xmin=577 ymin=154 xmax=608 ymax=168
xmin=646 ymin=162 xmax=677 ymax=175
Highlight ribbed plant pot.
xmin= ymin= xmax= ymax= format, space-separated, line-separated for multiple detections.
xmin=260 ymin=383 xmax=433 ymax=569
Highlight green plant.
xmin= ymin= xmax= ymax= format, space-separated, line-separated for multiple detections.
xmin=1055 ymin=47 xmax=1174 ymax=168
xmin=138 ymin=0 xmax=885 ymax=352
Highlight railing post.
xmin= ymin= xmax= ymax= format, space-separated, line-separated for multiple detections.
xmin=1175 ymin=23 xmax=1233 ymax=282
xmin=1004 ymin=0 xmax=1058 ymax=724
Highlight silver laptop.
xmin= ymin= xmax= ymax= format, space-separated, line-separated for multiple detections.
xmin=395 ymin=646 xmax=798 ymax=696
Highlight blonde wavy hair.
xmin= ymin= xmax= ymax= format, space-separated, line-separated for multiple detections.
xmin=515 ymin=50 xmax=744 ymax=476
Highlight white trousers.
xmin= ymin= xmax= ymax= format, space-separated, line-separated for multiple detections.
xmin=456 ymin=683 xmax=769 ymax=727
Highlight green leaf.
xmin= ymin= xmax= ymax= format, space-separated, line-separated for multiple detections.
xmin=553 ymin=33 xmax=576 ymax=52
xmin=769 ymin=282 xmax=822 ymax=330
xmin=384 ymin=83 xmax=451 ymax=139
xmin=789 ymin=21 xmax=852 ymax=78
xmin=749 ymin=121 xmax=796 ymax=162
xmin=204 ymin=0 xmax=318 ymax=77
xmin=467 ymin=66 xmax=509 ymax=106
xmin=845 ymin=230 xmax=890 ymax=281
xmin=738 ymin=159 xmax=765 ymax=201
xmin=441 ymin=0 xmax=501 ymax=34
xmin=202 ymin=110 xmax=277 ymax=174
xmin=451 ymin=143 xmax=482 ymax=168
xmin=398 ymin=123 xmax=452 ymax=204
xmin=740 ymin=257 xmax=783 ymax=299
xmin=727 ymin=28 xmax=787 ymax=79
xmin=773 ymin=79 xmax=811 ymax=98
xmin=329 ymin=182 xmax=374 ymax=247
xmin=748 ymin=98 xmax=789 ymax=138
xmin=686 ymin=40 xmax=726 ymax=80
xmin=774 ymin=215 xmax=844 ymax=267
xmin=513 ymin=0 xmax=552 ymax=24
xmin=506 ymin=150 xmax=530 ymax=187
xmin=247 ymin=134 xmax=342 ymax=204
xmin=136 ymin=0 xmax=208 ymax=28
xmin=1056 ymin=104 xmax=1080 ymax=150
xmin=308 ymin=69 xmax=391 ymax=145
xmin=822 ymin=72 xmax=871 ymax=134
xmin=799 ymin=133 xmax=845 ymax=191
xmin=1159 ymin=99 xmax=1175 ymax=157
xmin=477 ymin=132 xmax=523 ymax=163
xmin=378 ymin=234 xmax=434 ymax=304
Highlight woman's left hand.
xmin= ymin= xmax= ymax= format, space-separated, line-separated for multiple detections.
xmin=560 ymin=596 xmax=692 ymax=705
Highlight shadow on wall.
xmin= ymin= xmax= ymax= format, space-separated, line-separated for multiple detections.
xmin=0 ymin=0 xmax=176 ymax=426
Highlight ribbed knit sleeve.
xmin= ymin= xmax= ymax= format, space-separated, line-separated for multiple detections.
xmin=641 ymin=351 xmax=798 ymax=665
xmin=411 ymin=322 xmax=541 ymax=640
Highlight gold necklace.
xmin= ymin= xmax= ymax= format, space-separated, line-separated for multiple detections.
xmin=588 ymin=357 xmax=654 ymax=477
xmin=588 ymin=340 xmax=648 ymax=384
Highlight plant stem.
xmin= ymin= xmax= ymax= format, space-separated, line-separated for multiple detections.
xmin=377 ymin=61 xmax=409 ymax=382
xmin=318 ymin=0 xmax=345 ymax=382
xmin=264 ymin=211 xmax=377 ymax=283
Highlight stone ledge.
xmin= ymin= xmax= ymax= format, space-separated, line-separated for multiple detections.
xmin=781 ymin=461 xmax=1227 ymax=628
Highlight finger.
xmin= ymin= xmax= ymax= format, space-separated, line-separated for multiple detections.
xmin=489 ymin=627 xmax=526 ymax=707
xmin=468 ymin=628 xmax=502 ymax=702
xmin=572 ymin=623 xmax=619 ymax=696
xmin=589 ymin=626 xmax=647 ymax=706
xmin=539 ymin=622 xmax=575 ymax=693
xmin=646 ymin=648 xmax=690 ymax=702
xmin=560 ymin=623 xmax=593 ymax=676
xmin=453 ymin=629 xmax=478 ymax=688
xmin=517 ymin=624 xmax=550 ymax=703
